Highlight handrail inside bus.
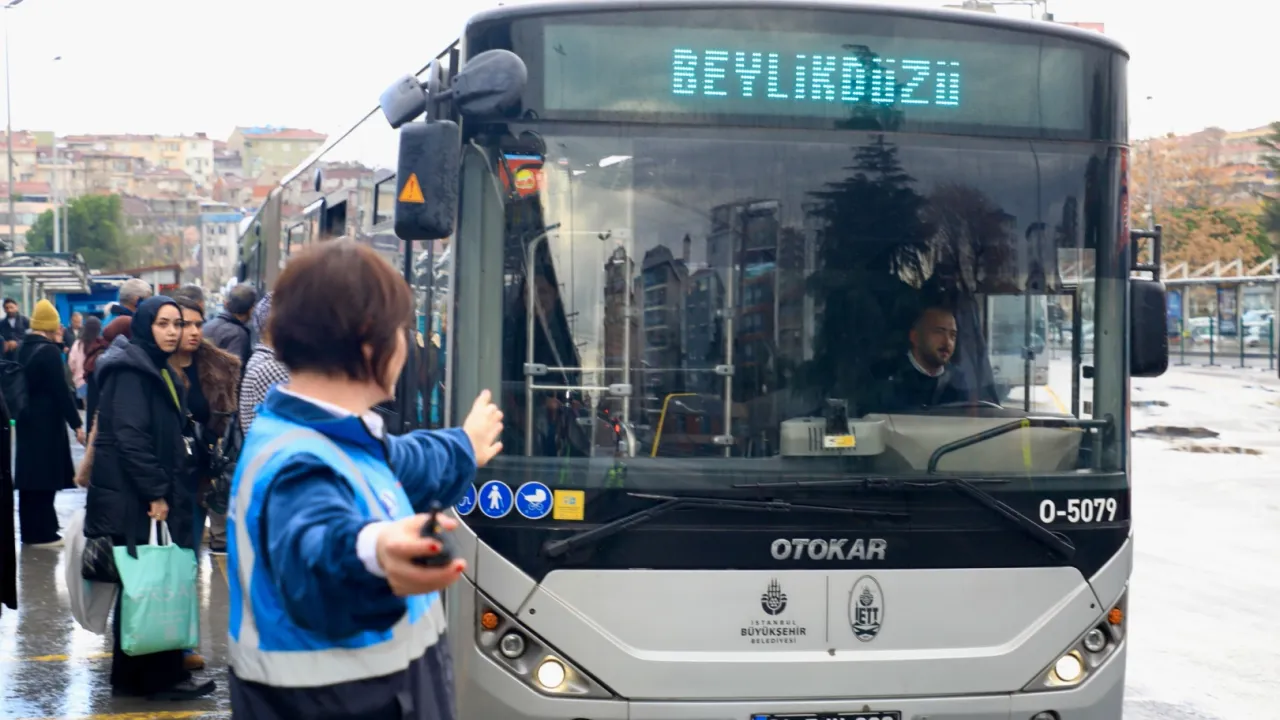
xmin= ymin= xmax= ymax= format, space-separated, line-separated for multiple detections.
xmin=650 ymin=393 xmax=698 ymax=457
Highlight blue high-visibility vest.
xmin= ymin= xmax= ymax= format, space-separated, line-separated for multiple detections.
xmin=227 ymin=409 xmax=442 ymax=688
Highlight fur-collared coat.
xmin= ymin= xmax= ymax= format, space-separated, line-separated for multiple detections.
xmin=76 ymin=339 xmax=240 ymax=488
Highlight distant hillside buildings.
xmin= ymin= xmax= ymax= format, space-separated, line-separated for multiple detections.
xmin=0 ymin=126 xmax=327 ymax=290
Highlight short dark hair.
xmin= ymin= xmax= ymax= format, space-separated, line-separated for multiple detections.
xmin=226 ymin=283 xmax=259 ymax=315
xmin=173 ymin=296 xmax=204 ymax=318
xmin=269 ymin=240 xmax=412 ymax=382
xmin=172 ymin=284 xmax=205 ymax=303
xmin=914 ymin=305 xmax=956 ymax=331
xmin=2 ymin=298 xmax=16 ymax=307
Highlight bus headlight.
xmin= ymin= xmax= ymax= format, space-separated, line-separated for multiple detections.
xmin=535 ymin=659 xmax=566 ymax=689
xmin=473 ymin=590 xmax=613 ymax=699
xmin=1082 ymin=628 xmax=1107 ymax=653
xmin=1052 ymin=652 xmax=1085 ymax=683
xmin=1023 ymin=589 xmax=1127 ymax=692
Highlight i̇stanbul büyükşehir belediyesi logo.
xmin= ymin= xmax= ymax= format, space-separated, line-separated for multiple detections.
xmin=761 ymin=578 xmax=787 ymax=615
xmin=743 ymin=578 xmax=807 ymax=644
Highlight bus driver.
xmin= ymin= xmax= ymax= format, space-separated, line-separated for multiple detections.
xmin=877 ymin=305 xmax=975 ymax=412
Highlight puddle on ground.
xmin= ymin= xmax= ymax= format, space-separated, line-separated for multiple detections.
xmin=1172 ymin=442 xmax=1263 ymax=456
xmin=1133 ymin=426 xmax=1219 ymax=439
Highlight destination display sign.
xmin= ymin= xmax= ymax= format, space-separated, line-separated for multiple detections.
xmin=541 ymin=22 xmax=1089 ymax=132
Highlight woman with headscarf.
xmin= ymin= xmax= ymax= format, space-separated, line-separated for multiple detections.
xmin=14 ymin=299 xmax=83 ymax=548
xmin=82 ymin=296 xmax=216 ymax=701
xmin=68 ymin=316 xmax=102 ymax=405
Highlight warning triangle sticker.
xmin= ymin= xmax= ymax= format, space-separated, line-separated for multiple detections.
xmin=399 ymin=173 xmax=425 ymax=204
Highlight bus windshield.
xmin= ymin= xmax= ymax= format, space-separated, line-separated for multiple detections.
xmin=472 ymin=124 xmax=1116 ymax=481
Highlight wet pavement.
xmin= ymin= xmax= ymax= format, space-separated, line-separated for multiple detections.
xmin=1 ymin=434 xmax=230 ymax=719
xmin=1122 ymin=366 xmax=1280 ymax=719
xmin=3 ymin=370 xmax=1279 ymax=718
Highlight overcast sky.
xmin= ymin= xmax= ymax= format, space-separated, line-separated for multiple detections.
xmin=2 ymin=0 xmax=1275 ymax=142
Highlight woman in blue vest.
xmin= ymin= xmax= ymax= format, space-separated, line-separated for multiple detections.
xmin=227 ymin=240 xmax=503 ymax=720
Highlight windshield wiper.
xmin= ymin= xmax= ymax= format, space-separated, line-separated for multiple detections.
xmin=735 ymin=476 xmax=1073 ymax=560
xmin=542 ymin=493 xmax=906 ymax=559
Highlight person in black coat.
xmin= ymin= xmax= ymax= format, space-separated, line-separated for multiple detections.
xmin=0 ymin=297 xmax=29 ymax=359
xmin=82 ymin=296 xmax=215 ymax=701
xmin=15 ymin=299 xmax=83 ymax=547
xmin=0 ymin=391 xmax=14 ymax=618
xmin=202 ymin=283 xmax=256 ymax=367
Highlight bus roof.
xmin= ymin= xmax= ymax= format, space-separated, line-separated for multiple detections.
xmin=468 ymin=0 xmax=1128 ymax=57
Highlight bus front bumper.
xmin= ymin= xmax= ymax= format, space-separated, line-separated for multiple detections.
xmin=459 ymin=643 xmax=1126 ymax=720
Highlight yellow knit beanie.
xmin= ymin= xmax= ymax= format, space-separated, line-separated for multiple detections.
xmin=30 ymin=299 xmax=61 ymax=332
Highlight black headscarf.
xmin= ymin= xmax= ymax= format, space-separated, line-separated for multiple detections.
xmin=130 ymin=295 xmax=181 ymax=369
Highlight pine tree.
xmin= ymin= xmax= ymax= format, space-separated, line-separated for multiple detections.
xmin=801 ymin=135 xmax=934 ymax=410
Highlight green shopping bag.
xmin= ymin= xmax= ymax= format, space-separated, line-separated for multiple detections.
xmin=113 ymin=520 xmax=200 ymax=656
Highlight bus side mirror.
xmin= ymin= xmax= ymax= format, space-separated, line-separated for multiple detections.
xmin=451 ymin=49 xmax=527 ymax=117
xmin=394 ymin=121 xmax=461 ymax=242
xmin=1130 ymin=279 xmax=1169 ymax=378
xmin=379 ymin=74 xmax=429 ymax=129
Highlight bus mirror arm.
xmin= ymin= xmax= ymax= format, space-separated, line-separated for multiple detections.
xmin=378 ymin=49 xmax=528 ymax=129
xmin=1129 ymin=224 xmax=1162 ymax=282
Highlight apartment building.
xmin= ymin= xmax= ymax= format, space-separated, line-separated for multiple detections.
xmin=1 ymin=132 xmax=41 ymax=184
xmin=62 ymin=133 xmax=216 ymax=190
xmin=1137 ymin=124 xmax=1278 ymax=204
xmin=227 ymin=126 xmax=327 ymax=179
xmin=0 ymin=181 xmax=54 ymax=251
xmin=197 ymin=201 xmax=244 ymax=290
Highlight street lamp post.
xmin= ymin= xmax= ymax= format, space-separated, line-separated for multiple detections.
xmin=48 ymin=56 xmax=63 ymax=254
xmin=3 ymin=0 xmax=23 ymax=253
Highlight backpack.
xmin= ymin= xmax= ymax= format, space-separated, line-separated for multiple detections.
xmin=0 ymin=358 xmax=28 ymax=418
xmin=202 ymin=404 xmax=244 ymax=516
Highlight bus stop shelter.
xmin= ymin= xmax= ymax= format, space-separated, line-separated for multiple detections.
xmin=0 ymin=253 xmax=91 ymax=312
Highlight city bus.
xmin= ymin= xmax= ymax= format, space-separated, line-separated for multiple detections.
xmin=237 ymin=1 xmax=1169 ymax=717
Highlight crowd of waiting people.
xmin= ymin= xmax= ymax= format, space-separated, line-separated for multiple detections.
xmin=0 ymin=240 xmax=500 ymax=719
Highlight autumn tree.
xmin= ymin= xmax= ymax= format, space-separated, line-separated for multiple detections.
xmin=1130 ymin=134 xmax=1224 ymax=218
xmin=1160 ymin=206 xmax=1268 ymax=268
xmin=1132 ymin=126 xmax=1277 ymax=266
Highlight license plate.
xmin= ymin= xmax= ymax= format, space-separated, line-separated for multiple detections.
xmin=754 ymin=714 xmax=901 ymax=720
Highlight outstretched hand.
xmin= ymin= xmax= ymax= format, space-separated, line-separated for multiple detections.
xmin=463 ymin=390 xmax=504 ymax=467
xmin=375 ymin=513 xmax=466 ymax=597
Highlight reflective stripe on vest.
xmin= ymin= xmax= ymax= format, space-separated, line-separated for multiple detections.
xmin=229 ymin=427 xmax=442 ymax=688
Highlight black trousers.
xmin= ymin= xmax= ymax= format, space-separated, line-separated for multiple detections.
xmin=17 ymin=490 xmax=59 ymax=544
